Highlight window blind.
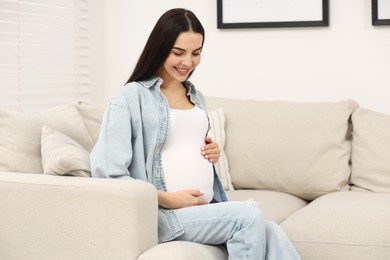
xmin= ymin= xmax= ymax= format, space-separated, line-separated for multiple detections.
xmin=0 ymin=0 xmax=90 ymax=111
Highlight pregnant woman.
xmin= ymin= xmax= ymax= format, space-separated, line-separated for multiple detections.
xmin=90 ymin=8 xmax=300 ymax=260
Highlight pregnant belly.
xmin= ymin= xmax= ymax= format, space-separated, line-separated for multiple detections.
xmin=162 ymin=147 xmax=215 ymax=202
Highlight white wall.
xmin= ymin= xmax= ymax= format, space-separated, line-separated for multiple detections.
xmin=89 ymin=0 xmax=105 ymax=102
xmin=91 ymin=0 xmax=390 ymax=113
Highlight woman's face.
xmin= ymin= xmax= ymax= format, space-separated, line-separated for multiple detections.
xmin=158 ymin=31 xmax=203 ymax=83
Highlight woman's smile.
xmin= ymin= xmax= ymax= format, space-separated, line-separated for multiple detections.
xmin=174 ymin=66 xmax=191 ymax=76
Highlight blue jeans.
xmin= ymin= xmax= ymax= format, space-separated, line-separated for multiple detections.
xmin=173 ymin=201 xmax=301 ymax=260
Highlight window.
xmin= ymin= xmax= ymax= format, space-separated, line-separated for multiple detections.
xmin=0 ymin=0 xmax=90 ymax=111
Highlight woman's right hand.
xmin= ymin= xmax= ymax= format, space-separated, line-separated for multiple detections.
xmin=157 ymin=190 xmax=209 ymax=209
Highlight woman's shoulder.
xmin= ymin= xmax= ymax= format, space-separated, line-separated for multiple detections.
xmin=109 ymin=82 xmax=143 ymax=110
xmin=122 ymin=81 xmax=146 ymax=93
xmin=111 ymin=79 xmax=160 ymax=108
xmin=122 ymin=77 xmax=161 ymax=94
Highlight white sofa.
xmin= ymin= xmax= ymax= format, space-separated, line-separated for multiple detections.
xmin=0 ymin=97 xmax=389 ymax=260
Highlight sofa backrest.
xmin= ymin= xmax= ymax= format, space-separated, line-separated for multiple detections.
xmin=207 ymin=97 xmax=359 ymax=201
xmin=4 ymin=97 xmax=389 ymax=197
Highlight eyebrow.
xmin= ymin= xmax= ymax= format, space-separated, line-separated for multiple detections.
xmin=172 ymin=46 xmax=203 ymax=52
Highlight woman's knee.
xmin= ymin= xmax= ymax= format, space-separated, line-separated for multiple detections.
xmin=228 ymin=201 xmax=264 ymax=226
xmin=265 ymin=220 xmax=284 ymax=237
xmin=226 ymin=201 xmax=266 ymax=246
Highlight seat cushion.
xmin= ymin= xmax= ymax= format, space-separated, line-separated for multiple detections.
xmin=138 ymin=241 xmax=227 ymax=260
xmin=280 ymin=192 xmax=390 ymax=260
xmin=226 ymin=190 xmax=307 ymax=224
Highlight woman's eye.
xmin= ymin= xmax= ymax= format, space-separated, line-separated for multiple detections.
xmin=173 ymin=52 xmax=183 ymax=56
xmin=192 ymin=52 xmax=200 ymax=56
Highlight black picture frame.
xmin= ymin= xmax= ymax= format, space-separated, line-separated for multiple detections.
xmin=372 ymin=0 xmax=390 ymax=25
xmin=217 ymin=0 xmax=329 ymax=29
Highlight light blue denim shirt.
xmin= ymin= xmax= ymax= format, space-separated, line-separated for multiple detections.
xmin=90 ymin=76 xmax=228 ymax=242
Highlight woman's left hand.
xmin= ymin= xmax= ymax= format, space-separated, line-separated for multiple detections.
xmin=201 ymin=137 xmax=220 ymax=164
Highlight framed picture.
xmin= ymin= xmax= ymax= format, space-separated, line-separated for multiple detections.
xmin=217 ymin=0 xmax=329 ymax=29
xmin=372 ymin=0 xmax=390 ymax=25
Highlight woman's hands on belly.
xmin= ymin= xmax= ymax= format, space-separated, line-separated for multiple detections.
xmin=201 ymin=137 xmax=221 ymax=163
xmin=158 ymin=190 xmax=209 ymax=209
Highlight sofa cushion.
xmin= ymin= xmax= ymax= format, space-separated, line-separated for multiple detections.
xmin=41 ymin=125 xmax=91 ymax=177
xmin=138 ymin=241 xmax=227 ymax=260
xmin=206 ymin=97 xmax=358 ymax=200
xmin=226 ymin=190 xmax=307 ymax=224
xmin=72 ymin=101 xmax=105 ymax=145
xmin=208 ymin=108 xmax=234 ymax=190
xmin=351 ymin=108 xmax=390 ymax=192
xmin=280 ymin=192 xmax=390 ymax=260
xmin=0 ymin=105 xmax=93 ymax=174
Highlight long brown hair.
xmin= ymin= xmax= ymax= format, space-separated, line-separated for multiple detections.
xmin=126 ymin=8 xmax=205 ymax=83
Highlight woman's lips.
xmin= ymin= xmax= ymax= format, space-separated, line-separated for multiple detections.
xmin=175 ymin=67 xmax=190 ymax=76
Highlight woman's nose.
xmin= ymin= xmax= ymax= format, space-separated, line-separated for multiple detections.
xmin=181 ymin=55 xmax=192 ymax=66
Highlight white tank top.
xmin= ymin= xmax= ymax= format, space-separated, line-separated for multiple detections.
xmin=162 ymin=105 xmax=214 ymax=202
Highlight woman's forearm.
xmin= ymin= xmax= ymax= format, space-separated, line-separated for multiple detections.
xmin=157 ymin=189 xmax=208 ymax=209
xmin=157 ymin=190 xmax=172 ymax=208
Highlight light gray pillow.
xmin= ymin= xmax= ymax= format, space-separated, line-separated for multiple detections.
xmin=41 ymin=125 xmax=90 ymax=177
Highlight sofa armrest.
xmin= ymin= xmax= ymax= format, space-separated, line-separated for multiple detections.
xmin=0 ymin=172 xmax=158 ymax=260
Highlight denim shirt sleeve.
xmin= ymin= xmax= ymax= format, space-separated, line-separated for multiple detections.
xmin=90 ymin=95 xmax=134 ymax=180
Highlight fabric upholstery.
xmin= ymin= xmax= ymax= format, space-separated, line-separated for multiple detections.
xmin=0 ymin=171 xmax=158 ymax=260
xmin=138 ymin=241 xmax=227 ymax=260
xmin=72 ymin=101 xmax=105 ymax=145
xmin=351 ymin=108 xmax=390 ymax=192
xmin=0 ymin=105 xmax=93 ymax=174
xmin=226 ymin=190 xmax=307 ymax=224
xmin=2 ymin=99 xmax=389 ymax=260
xmin=280 ymin=192 xmax=390 ymax=260
xmin=208 ymin=108 xmax=234 ymax=190
xmin=206 ymin=97 xmax=358 ymax=200
xmin=41 ymin=125 xmax=91 ymax=177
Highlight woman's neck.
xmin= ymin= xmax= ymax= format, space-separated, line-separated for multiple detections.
xmin=159 ymin=76 xmax=183 ymax=90
xmin=160 ymin=80 xmax=193 ymax=110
